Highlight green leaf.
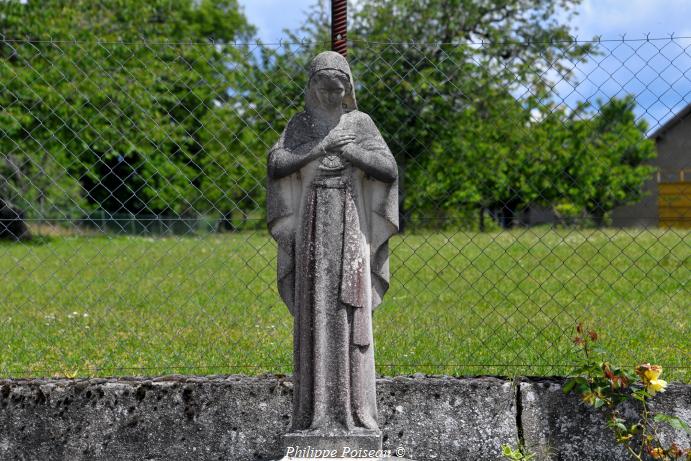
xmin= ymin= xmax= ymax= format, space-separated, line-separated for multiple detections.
xmin=563 ymin=379 xmax=576 ymax=394
xmin=632 ymin=389 xmax=651 ymax=401
xmin=575 ymin=382 xmax=590 ymax=394
xmin=653 ymin=414 xmax=691 ymax=434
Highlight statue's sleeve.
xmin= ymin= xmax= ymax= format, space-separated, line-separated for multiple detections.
xmin=267 ymin=118 xmax=306 ymax=316
xmin=355 ymin=113 xmax=399 ymax=310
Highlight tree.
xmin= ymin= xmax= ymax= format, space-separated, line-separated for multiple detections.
xmin=0 ymin=0 xmax=255 ymax=228
xmin=345 ymin=0 xmax=596 ymax=229
xmin=543 ymin=96 xmax=656 ymax=226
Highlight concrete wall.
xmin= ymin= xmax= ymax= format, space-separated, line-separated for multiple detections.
xmin=0 ymin=375 xmax=689 ymax=460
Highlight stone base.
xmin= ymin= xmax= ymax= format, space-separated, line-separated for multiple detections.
xmin=282 ymin=429 xmax=383 ymax=459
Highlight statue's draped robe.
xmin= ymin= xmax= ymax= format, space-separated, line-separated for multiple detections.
xmin=268 ymin=110 xmax=398 ymax=432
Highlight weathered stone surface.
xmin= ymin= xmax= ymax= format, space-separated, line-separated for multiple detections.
xmin=648 ymin=384 xmax=691 ymax=451
xmin=2 ymin=375 xmax=689 ymax=460
xmin=0 ymin=375 xmax=293 ymax=460
xmin=378 ymin=376 xmax=516 ymax=460
xmin=0 ymin=375 xmax=516 ymax=460
xmin=521 ymin=379 xmax=691 ymax=461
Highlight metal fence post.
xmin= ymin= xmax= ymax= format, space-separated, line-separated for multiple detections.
xmin=331 ymin=0 xmax=347 ymax=57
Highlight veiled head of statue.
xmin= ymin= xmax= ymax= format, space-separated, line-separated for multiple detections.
xmin=306 ymin=51 xmax=357 ymax=112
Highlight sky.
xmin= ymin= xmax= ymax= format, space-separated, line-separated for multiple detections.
xmin=572 ymin=0 xmax=691 ymax=40
xmin=238 ymin=0 xmax=691 ymax=130
xmin=239 ymin=0 xmax=316 ymax=44
xmin=239 ymin=0 xmax=691 ymax=44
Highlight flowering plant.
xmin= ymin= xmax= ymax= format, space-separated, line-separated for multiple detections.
xmin=636 ymin=364 xmax=668 ymax=397
xmin=564 ymin=323 xmax=690 ymax=460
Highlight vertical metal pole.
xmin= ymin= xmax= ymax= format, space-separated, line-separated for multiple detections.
xmin=331 ymin=0 xmax=347 ymax=57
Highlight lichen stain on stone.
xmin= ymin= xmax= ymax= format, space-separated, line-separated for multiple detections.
xmin=182 ymin=386 xmax=198 ymax=421
xmin=135 ymin=386 xmax=147 ymax=402
xmin=33 ymin=388 xmax=47 ymax=405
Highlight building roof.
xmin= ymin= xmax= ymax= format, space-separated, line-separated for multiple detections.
xmin=649 ymin=102 xmax=691 ymax=140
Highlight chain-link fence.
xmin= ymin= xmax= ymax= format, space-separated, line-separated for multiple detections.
xmin=1 ymin=35 xmax=689 ymax=380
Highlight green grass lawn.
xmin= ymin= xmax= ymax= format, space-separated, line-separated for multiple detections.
xmin=1 ymin=227 xmax=689 ymax=381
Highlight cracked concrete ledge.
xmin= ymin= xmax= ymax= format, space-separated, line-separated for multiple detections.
xmin=0 ymin=375 xmax=688 ymax=460
xmin=520 ymin=379 xmax=691 ymax=460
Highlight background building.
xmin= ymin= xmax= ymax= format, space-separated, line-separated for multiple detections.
xmin=612 ymin=104 xmax=691 ymax=228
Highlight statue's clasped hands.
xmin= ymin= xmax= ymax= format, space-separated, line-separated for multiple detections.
xmin=321 ymin=128 xmax=355 ymax=155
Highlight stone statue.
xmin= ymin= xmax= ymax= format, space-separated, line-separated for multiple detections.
xmin=267 ymin=51 xmax=398 ymax=454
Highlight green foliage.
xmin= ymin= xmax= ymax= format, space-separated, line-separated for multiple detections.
xmin=343 ymin=1 xmax=654 ymax=230
xmin=653 ymin=414 xmax=691 ymax=434
xmin=0 ymin=0 xmax=255 ymax=219
xmin=553 ymin=201 xmax=585 ymax=227
xmin=0 ymin=0 xmax=661 ymax=230
xmin=541 ymin=97 xmax=657 ymax=227
xmin=501 ymin=444 xmax=536 ymax=461
xmin=564 ymin=323 xmax=690 ymax=460
xmin=347 ymin=0 xmax=596 ymax=229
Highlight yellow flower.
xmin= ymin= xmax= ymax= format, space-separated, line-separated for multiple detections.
xmin=646 ymin=378 xmax=667 ymax=396
xmin=636 ymin=364 xmax=668 ymax=396
xmin=642 ymin=365 xmax=662 ymax=382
